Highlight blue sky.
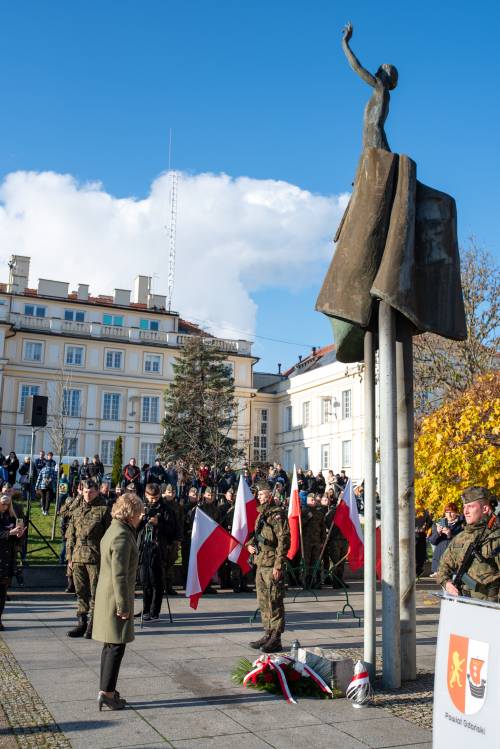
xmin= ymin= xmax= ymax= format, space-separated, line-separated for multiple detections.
xmin=1 ymin=0 xmax=499 ymax=371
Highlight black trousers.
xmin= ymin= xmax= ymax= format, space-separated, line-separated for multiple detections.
xmin=0 ymin=576 xmax=9 ymax=620
xmin=40 ymin=488 xmax=53 ymax=513
xmin=143 ymin=556 xmax=164 ymax=616
xmin=100 ymin=643 xmax=126 ymax=692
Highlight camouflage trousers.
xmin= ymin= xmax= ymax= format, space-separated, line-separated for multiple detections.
xmin=324 ymin=538 xmax=348 ymax=582
xmin=303 ymin=542 xmax=322 ymax=576
xmin=255 ymin=565 xmax=285 ymax=634
xmin=72 ymin=562 xmax=100 ymax=617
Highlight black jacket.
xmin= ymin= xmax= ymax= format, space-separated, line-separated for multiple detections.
xmin=139 ymin=499 xmax=179 ymax=560
xmin=0 ymin=504 xmax=24 ymax=577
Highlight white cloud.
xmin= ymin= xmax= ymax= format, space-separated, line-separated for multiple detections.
xmin=0 ymin=170 xmax=348 ymax=340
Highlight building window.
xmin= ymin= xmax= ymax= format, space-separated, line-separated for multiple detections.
xmin=105 ymin=350 xmax=123 ymax=369
xmin=24 ymin=304 xmax=46 ymax=318
xmin=101 ymin=439 xmax=116 ymax=465
xmin=63 ymin=438 xmax=78 ymax=457
xmin=320 ymin=397 xmax=332 ymax=424
xmin=303 ymin=446 xmax=310 ymax=470
xmin=140 ymin=319 xmax=159 ymax=331
xmin=65 ymin=345 xmax=84 ymax=367
xmin=342 ymin=440 xmax=352 ymax=468
xmin=342 ymin=390 xmax=352 ymax=420
xmin=64 ymin=309 xmax=85 ymax=322
xmin=19 ymin=384 xmax=40 ymax=413
xmin=321 ymin=443 xmax=330 ymax=470
xmin=62 ymin=389 xmax=81 ymax=417
xmin=17 ymin=434 xmax=32 ymax=454
xmin=224 ymin=361 xmax=235 ymax=380
xmin=103 ymin=393 xmax=121 ymax=421
xmin=253 ymin=408 xmax=269 ymax=463
xmin=302 ymin=401 xmax=311 ymax=427
xmin=142 ymin=396 xmax=160 ymax=423
xmin=23 ymin=341 xmax=43 ymax=362
xmin=103 ymin=314 xmax=124 ymax=327
xmin=140 ymin=442 xmax=159 ymax=466
xmin=144 ymin=353 xmax=162 ymax=373
xmin=285 ymin=406 xmax=292 ymax=432
xmin=284 ymin=449 xmax=292 ymax=472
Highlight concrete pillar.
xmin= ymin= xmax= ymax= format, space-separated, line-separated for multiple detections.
xmin=378 ymin=301 xmax=401 ymax=688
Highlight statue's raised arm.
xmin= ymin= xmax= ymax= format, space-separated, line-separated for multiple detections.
xmin=341 ymin=22 xmax=399 ymax=151
xmin=342 ymin=23 xmax=378 ymax=88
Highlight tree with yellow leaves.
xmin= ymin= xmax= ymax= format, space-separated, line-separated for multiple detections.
xmin=415 ymin=372 xmax=500 ymax=517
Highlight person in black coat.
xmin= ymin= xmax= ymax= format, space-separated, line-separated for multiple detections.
xmin=0 ymin=494 xmax=26 ymax=630
xmin=138 ymin=483 xmax=178 ymax=620
xmin=6 ymin=452 xmax=19 ymax=486
xmin=429 ymin=502 xmax=463 ymax=575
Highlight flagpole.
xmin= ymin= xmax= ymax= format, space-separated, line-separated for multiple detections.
xmin=363 ymin=329 xmax=377 ymax=682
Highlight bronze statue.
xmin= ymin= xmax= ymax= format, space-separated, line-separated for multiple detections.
xmin=342 ymin=22 xmax=398 ymax=152
xmin=315 ymin=23 xmax=466 ymax=363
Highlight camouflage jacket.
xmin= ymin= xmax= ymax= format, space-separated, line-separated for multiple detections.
xmin=66 ymin=496 xmax=111 ymax=564
xmin=437 ymin=519 xmax=500 ymax=601
xmin=198 ymin=501 xmax=220 ymax=523
xmin=301 ymin=507 xmax=326 ymax=545
xmin=60 ymin=495 xmax=83 ymax=535
xmin=250 ymin=502 xmax=290 ymax=571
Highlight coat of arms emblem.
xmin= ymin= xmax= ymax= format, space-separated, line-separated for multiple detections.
xmin=447 ymin=634 xmax=488 ymax=714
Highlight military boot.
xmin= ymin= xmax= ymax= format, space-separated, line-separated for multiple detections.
xmin=249 ymin=631 xmax=270 ymax=649
xmin=260 ymin=631 xmax=283 ymax=653
xmin=84 ymin=616 xmax=93 ymax=639
xmin=67 ymin=614 xmax=88 ymax=638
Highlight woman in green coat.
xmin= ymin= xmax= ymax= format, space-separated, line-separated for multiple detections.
xmin=93 ymin=492 xmax=143 ymax=711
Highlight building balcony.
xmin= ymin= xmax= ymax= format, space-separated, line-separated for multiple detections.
xmin=8 ymin=312 xmax=252 ymax=355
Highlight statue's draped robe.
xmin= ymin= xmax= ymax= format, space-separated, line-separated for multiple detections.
xmin=316 ymin=148 xmax=467 ymax=362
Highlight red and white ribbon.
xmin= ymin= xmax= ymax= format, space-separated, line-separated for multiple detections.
xmin=242 ymin=654 xmax=333 ymax=704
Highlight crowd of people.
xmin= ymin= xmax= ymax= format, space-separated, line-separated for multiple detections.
xmin=0 ymin=447 xmax=499 ymax=711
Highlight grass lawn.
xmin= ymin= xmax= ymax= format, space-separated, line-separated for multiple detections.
xmin=17 ymin=497 xmax=63 ymax=565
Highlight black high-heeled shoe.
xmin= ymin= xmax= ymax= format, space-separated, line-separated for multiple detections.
xmin=97 ymin=691 xmax=126 ymax=711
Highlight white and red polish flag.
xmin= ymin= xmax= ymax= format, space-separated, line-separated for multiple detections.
xmin=286 ymin=465 xmax=301 ymax=560
xmin=333 ymin=478 xmax=365 ymax=571
xmin=186 ymin=508 xmax=239 ymax=610
xmin=228 ymin=476 xmax=257 ymax=574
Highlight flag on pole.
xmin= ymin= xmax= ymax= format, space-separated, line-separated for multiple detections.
xmin=228 ymin=476 xmax=256 ymax=574
xmin=286 ymin=465 xmax=301 ymax=560
xmin=185 ymin=507 xmax=239 ymax=610
xmin=333 ymin=478 xmax=365 ymax=571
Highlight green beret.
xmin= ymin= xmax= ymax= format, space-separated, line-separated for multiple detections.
xmin=461 ymin=486 xmax=490 ymax=504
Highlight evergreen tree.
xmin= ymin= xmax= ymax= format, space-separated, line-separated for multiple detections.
xmin=111 ymin=436 xmax=123 ymax=488
xmin=158 ymin=337 xmax=242 ymax=471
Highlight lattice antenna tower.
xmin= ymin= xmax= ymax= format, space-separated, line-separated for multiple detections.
xmin=167 ymin=129 xmax=178 ymax=312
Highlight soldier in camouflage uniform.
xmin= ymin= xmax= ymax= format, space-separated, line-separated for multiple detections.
xmin=324 ymin=501 xmax=349 ymax=588
xmin=247 ymin=487 xmax=290 ymax=653
xmin=219 ymin=489 xmax=251 ymax=592
xmin=181 ymin=487 xmax=199 ymax=586
xmin=197 ymin=487 xmax=219 ymax=593
xmin=59 ymin=493 xmax=83 ymax=592
xmin=301 ymin=494 xmax=326 ymax=588
xmin=66 ymin=479 xmax=111 ymax=638
xmin=438 ymin=487 xmax=500 ymax=602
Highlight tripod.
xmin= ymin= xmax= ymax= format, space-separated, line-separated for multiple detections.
xmin=22 ymin=427 xmax=59 ymax=561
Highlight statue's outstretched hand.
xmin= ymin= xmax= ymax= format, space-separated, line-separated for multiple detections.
xmin=343 ymin=22 xmax=353 ymax=42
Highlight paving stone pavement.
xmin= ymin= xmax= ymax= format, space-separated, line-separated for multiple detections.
xmin=0 ymin=583 xmax=437 ymax=748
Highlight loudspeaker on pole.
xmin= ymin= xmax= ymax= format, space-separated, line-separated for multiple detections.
xmin=23 ymin=395 xmax=48 ymax=427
